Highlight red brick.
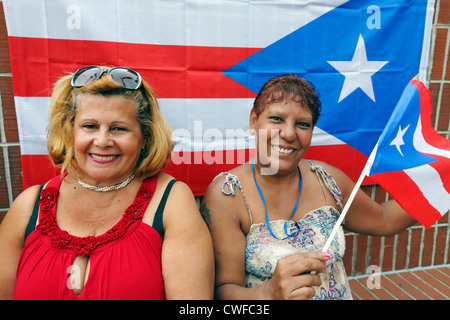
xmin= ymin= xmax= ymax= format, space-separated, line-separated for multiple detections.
xmin=437 ymin=212 xmax=448 ymax=224
xmin=438 ymin=0 xmax=450 ymax=25
xmin=359 ymin=276 xmax=395 ymax=300
xmin=429 ymin=82 xmax=440 ymax=125
xmin=374 ymin=185 xmax=387 ymax=204
xmin=369 ymin=236 xmax=382 ymax=268
xmin=439 ymin=84 xmax=450 ymax=130
xmin=0 ymin=152 xmax=8 ymax=207
xmin=355 ymin=234 xmax=369 ymax=275
xmin=0 ymin=2 xmax=11 ymax=73
xmin=384 ymin=273 xmax=429 ymax=299
xmin=447 ymin=51 xmax=450 ymax=80
xmin=381 ymin=235 xmax=395 ymax=272
xmin=348 ymin=279 xmax=377 ymax=300
xmin=427 ymin=267 xmax=450 ymax=281
xmin=8 ymin=146 xmax=23 ymax=199
xmin=395 ymin=231 xmax=409 ymax=270
xmin=431 ymin=28 xmax=447 ymax=80
xmin=379 ymin=275 xmax=412 ymax=300
xmin=434 ymin=227 xmax=448 ymax=265
xmin=421 ymin=228 xmax=435 ymax=267
xmin=402 ymin=271 xmax=446 ymax=299
xmin=343 ymin=233 xmax=355 ymax=275
xmin=408 ymin=229 xmax=422 ymax=268
xmin=414 ymin=270 xmax=450 ymax=298
xmin=0 ymin=209 xmax=7 ymax=225
xmin=360 ymin=185 xmax=372 ymax=198
xmin=0 ymin=77 xmax=19 ymax=142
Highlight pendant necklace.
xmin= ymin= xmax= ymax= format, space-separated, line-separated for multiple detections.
xmin=77 ymin=174 xmax=135 ymax=192
xmin=251 ymin=160 xmax=302 ymax=240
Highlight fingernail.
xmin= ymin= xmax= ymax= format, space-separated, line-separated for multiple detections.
xmin=323 ymin=252 xmax=331 ymax=259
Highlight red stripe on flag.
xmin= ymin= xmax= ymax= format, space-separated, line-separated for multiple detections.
xmin=8 ymin=36 xmax=260 ymax=98
xmin=305 ymin=144 xmax=375 ymax=185
xmin=164 ymin=149 xmax=256 ymax=196
xmin=165 ymin=144 xmax=368 ymax=195
xmin=166 ymin=144 xmax=372 ymax=195
xmin=21 ymin=155 xmax=59 ymax=190
xmin=371 ymin=170 xmax=442 ymax=229
xmin=427 ymin=154 xmax=450 ymax=194
xmin=411 ymin=78 xmax=450 ymax=194
xmin=412 ymin=79 xmax=450 ymax=150
xmin=20 ymin=144 xmax=368 ymax=195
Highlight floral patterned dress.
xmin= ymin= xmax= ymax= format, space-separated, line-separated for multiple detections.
xmin=218 ymin=161 xmax=352 ymax=300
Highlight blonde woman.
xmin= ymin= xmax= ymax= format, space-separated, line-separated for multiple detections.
xmin=0 ymin=66 xmax=214 ymax=300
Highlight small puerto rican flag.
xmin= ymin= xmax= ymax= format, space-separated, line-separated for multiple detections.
xmin=368 ymin=79 xmax=450 ymax=229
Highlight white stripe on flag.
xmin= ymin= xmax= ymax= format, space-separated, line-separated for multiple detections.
xmin=159 ymin=98 xmax=253 ymax=134
xmin=4 ymin=0 xmax=348 ymax=47
xmin=15 ymin=96 xmax=345 ymax=155
xmin=414 ymin=116 xmax=450 ymax=159
xmin=404 ymin=164 xmax=450 ymax=216
xmin=14 ymin=97 xmax=49 ymax=155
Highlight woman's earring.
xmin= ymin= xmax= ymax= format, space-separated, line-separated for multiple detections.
xmin=249 ymin=128 xmax=255 ymax=135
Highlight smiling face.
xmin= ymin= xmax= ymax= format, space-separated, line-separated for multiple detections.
xmin=250 ymin=99 xmax=313 ymax=175
xmin=73 ymin=94 xmax=144 ymax=186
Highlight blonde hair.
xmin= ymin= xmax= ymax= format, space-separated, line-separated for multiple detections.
xmin=47 ymin=66 xmax=173 ymax=179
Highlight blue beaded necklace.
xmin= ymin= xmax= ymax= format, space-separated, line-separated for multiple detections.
xmin=251 ymin=160 xmax=302 ymax=240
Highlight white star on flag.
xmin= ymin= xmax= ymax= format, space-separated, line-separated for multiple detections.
xmin=389 ymin=124 xmax=410 ymax=156
xmin=328 ymin=34 xmax=389 ymax=103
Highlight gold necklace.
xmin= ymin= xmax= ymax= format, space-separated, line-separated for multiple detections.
xmin=77 ymin=174 xmax=135 ymax=192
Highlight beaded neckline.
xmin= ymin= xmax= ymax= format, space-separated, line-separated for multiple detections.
xmin=36 ymin=175 xmax=157 ymax=256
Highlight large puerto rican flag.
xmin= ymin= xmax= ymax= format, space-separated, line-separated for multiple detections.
xmin=3 ymin=0 xmax=435 ymax=195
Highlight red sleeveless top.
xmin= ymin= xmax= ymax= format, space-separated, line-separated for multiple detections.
xmin=14 ymin=175 xmax=165 ymax=300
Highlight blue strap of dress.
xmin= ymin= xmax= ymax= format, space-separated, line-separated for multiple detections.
xmin=251 ymin=160 xmax=302 ymax=240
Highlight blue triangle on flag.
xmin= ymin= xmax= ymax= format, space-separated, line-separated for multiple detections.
xmin=223 ymin=0 xmax=429 ymax=157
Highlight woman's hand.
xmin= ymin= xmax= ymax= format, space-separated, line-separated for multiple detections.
xmin=262 ymin=251 xmax=330 ymax=300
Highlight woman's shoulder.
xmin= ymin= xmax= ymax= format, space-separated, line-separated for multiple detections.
xmin=304 ymin=159 xmax=344 ymax=177
xmin=204 ymin=164 xmax=249 ymax=198
xmin=0 ymin=184 xmax=45 ymax=241
xmin=304 ymin=159 xmax=354 ymax=195
xmin=156 ymin=173 xmax=209 ymax=239
xmin=202 ymin=164 xmax=254 ymax=227
xmin=9 ymin=184 xmax=44 ymax=216
xmin=151 ymin=172 xmax=198 ymax=212
xmin=154 ymin=172 xmax=176 ymax=187
xmin=155 ymin=172 xmax=191 ymax=196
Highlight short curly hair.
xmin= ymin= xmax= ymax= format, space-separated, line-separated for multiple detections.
xmin=46 ymin=66 xmax=173 ymax=179
xmin=252 ymin=73 xmax=322 ymax=126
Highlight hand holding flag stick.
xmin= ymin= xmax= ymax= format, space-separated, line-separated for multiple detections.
xmin=321 ymin=78 xmax=450 ymax=253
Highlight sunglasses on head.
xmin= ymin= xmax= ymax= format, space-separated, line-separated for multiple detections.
xmin=71 ymin=66 xmax=142 ymax=90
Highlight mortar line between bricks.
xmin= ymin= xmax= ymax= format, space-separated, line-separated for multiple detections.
xmin=423 ymin=269 xmax=450 ymax=298
xmin=397 ymin=273 xmax=433 ymax=300
xmin=383 ymin=274 xmax=416 ymax=300
xmin=355 ymin=278 xmax=380 ymax=300
xmin=410 ymin=271 xmax=448 ymax=299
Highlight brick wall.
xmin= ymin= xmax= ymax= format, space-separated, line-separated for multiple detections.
xmin=0 ymin=0 xmax=22 ymax=216
xmin=0 ymin=0 xmax=449 ymax=276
